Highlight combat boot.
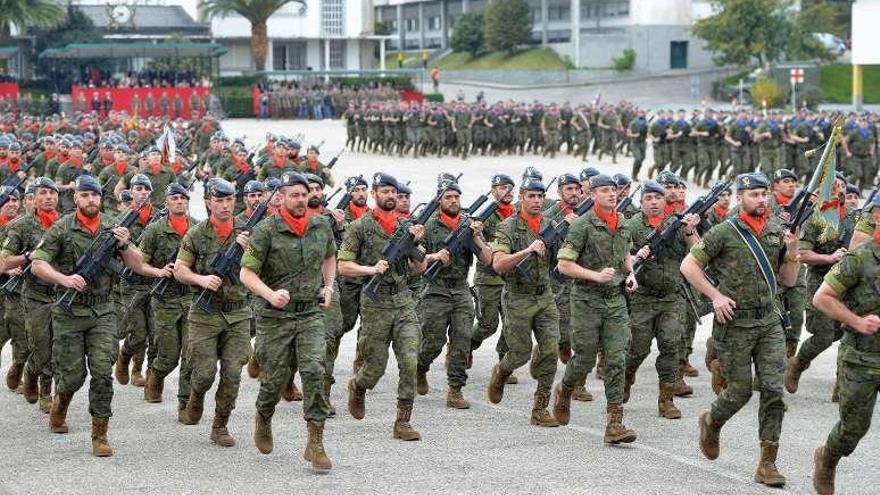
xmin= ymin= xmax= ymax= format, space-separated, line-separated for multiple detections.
xmin=49 ymin=393 xmax=73 ymax=433
xmin=130 ymin=354 xmax=145 ymax=387
xmin=392 ymin=400 xmax=421 ymax=441
xmin=446 ymin=386 xmax=470 ymax=409
xmin=673 ymin=375 xmax=693 ymax=397
xmin=254 ymin=411 xmax=273 ymax=454
xmin=210 ymin=413 xmax=236 ymax=447
xmin=558 ymin=343 xmax=572 ymax=364
xmin=812 ymin=446 xmax=839 ymax=495
xmin=144 ymin=370 xmax=163 ymax=403
xmin=246 ymin=351 xmax=260 ymax=379
xmin=658 ymin=382 xmax=682 ymax=419
xmin=5 ymin=362 xmax=23 ymax=390
xmin=304 ymin=420 xmax=332 ymax=471
xmin=572 ymin=376 xmax=592 ymax=402
xmin=282 ymin=380 xmax=303 ymax=402
xmin=416 ymin=370 xmax=429 ymax=396
xmin=182 ymin=390 xmax=205 ymax=425
xmin=784 ymin=356 xmax=809 ymax=393
xmin=22 ymin=368 xmax=38 ymax=404
xmin=505 ymin=373 xmax=518 ymax=385
xmin=622 ymin=370 xmax=635 ymax=404
xmin=487 ymin=364 xmax=511 ymax=404
xmin=552 ymin=382 xmax=573 ymax=425
xmin=681 ymin=361 xmax=699 ymax=377
xmin=91 ymin=417 xmax=113 ymax=457
xmin=114 ymin=350 xmax=131 ymax=385
xmin=177 ymin=400 xmax=188 ymax=424
xmin=785 ymin=340 xmax=798 ymax=359
xmin=530 ymin=391 xmax=559 ymax=427
xmin=709 ymin=359 xmax=726 ymax=395
xmin=38 ymin=375 xmax=52 ymax=414
xmin=603 ymin=404 xmax=636 ymax=444
xmin=698 ymin=411 xmax=722 ymax=460
xmin=347 ymin=378 xmax=366 ymax=420
xmin=754 ymin=441 xmax=786 ymax=487
xmin=324 ymin=378 xmax=336 ymax=418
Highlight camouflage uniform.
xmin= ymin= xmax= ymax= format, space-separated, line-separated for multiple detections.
xmin=0 ymin=219 xmax=27 ymax=377
xmin=470 ymin=209 xmax=512 ymax=361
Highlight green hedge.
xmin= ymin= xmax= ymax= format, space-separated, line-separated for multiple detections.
xmin=423 ymin=93 xmax=444 ymax=103
xmin=218 ymin=75 xmax=261 ymax=88
xmin=217 ymin=95 xmax=253 ymax=118
xmin=331 ymin=76 xmax=413 ymax=90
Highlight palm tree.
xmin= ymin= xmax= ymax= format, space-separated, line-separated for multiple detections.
xmin=199 ymin=0 xmax=306 ymax=71
xmin=0 ymin=0 xmax=65 ymax=44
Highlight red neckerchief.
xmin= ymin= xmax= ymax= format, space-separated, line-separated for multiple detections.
xmin=372 ymin=208 xmax=398 ymax=236
xmin=348 ymin=202 xmax=367 ymax=219
xmin=8 ymin=158 xmax=20 ymax=173
xmin=439 ymin=212 xmax=460 ymax=231
xmin=278 ymin=207 xmax=311 ymax=237
xmin=819 ymin=198 xmax=846 ymax=221
xmin=44 ymin=150 xmax=56 ymax=161
xmin=874 ymin=230 xmax=880 ymax=245
xmin=496 ymin=202 xmax=515 ymax=219
xmin=775 ymin=193 xmax=791 ymax=207
xmin=663 ymin=201 xmax=686 ymax=217
xmin=115 ymin=161 xmax=128 ymax=176
xmin=645 ymin=213 xmax=665 ymax=229
xmin=137 ymin=203 xmax=153 ymax=225
xmin=209 ymin=216 xmax=234 ymax=241
xmin=68 ymin=157 xmax=82 ymax=168
xmin=168 ymin=214 xmax=188 ymax=237
xmin=519 ymin=211 xmax=541 ymax=236
xmin=308 ymin=159 xmax=319 ymax=172
xmin=36 ymin=209 xmax=60 ymax=229
xmin=235 ymin=159 xmax=248 ymax=174
xmin=0 ymin=215 xmax=11 ymax=226
xmin=559 ymin=201 xmax=574 ymax=216
xmin=273 ymin=156 xmax=286 ymax=168
xmin=76 ymin=210 xmax=101 ymax=236
xmin=738 ymin=210 xmax=766 ymax=236
xmin=395 ymin=210 xmax=411 ymax=219
xmin=101 ymin=156 xmax=113 ymax=167
xmin=714 ymin=205 xmax=729 ymax=220
xmin=594 ymin=207 xmax=619 ymax=234
xmin=172 ymin=160 xmax=182 ymax=174
xmin=149 ymin=163 xmax=161 ymax=175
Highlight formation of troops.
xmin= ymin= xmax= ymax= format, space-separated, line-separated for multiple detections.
xmin=0 ymin=105 xmax=876 ymax=495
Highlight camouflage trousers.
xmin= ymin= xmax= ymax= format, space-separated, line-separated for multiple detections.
xmin=562 ymin=295 xmax=629 ymax=403
xmin=186 ymin=307 xmax=251 ymax=417
xmin=150 ymin=294 xmax=192 ymax=403
xmin=119 ymin=288 xmax=155 ymax=367
xmin=759 ymin=147 xmax=783 ymax=179
xmin=499 ymin=289 xmax=558 ymax=394
xmin=1 ymin=294 xmax=28 ymax=368
xmin=354 ymin=295 xmax=420 ymax=402
xmin=825 ymin=345 xmax=880 ymax=457
xmin=780 ymin=277 xmax=807 ymax=344
xmin=631 ymin=142 xmax=646 ymax=178
xmin=255 ymin=311 xmax=329 ymax=421
xmin=52 ymin=307 xmax=118 ymax=418
xmin=325 ymin=279 xmax=361 ymax=382
xmin=650 ymin=143 xmax=670 ymax=176
xmin=470 ymin=283 xmax=508 ymax=360
xmin=626 ymin=295 xmax=682 ymax=385
xmin=709 ymin=317 xmax=786 ymax=442
xmin=553 ymin=281 xmax=572 ymax=352
xmin=798 ymin=275 xmax=844 ymax=364
xmin=729 ymin=148 xmax=751 ymax=177
xmin=417 ymin=285 xmax=474 ymax=388
xmin=24 ymin=295 xmax=54 ymax=381
xmin=320 ymin=287 xmax=344 ymax=382
xmin=679 ymin=309 xmax=698 ymax=368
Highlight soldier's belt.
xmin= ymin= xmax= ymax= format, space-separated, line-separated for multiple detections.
xmin=159 ymin=282 xmax=190 ymax=298
xmin=429 ymin=278 xmax=468 ymax=290
xmin=123 ymin=274 xmax=150 ymax=286
xmin=267 ymin=300 xmax=319 ymax=313
xmin=216 ymin=300 xmax=248 ymax=312
xmin=365 ymin=283 xmax=405 ymax=296
xmin=508 ymin=284 xmax=548 ymax=295
xmin=732 ymin=306 xmax=775 ymax=321
xmin=25 ymin=282 xmax=54 ymax=298
xmin=75 ymin=293 xmax=111 ymax=306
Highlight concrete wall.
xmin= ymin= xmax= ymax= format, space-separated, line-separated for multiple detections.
xmin=577 ymin=25 xmax=713 ymax=71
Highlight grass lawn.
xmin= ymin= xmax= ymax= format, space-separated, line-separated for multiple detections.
xmin=821 ymin=64 xmax=880 ymax=104
xmin=433 ymin=48 xmax=572 ymax=70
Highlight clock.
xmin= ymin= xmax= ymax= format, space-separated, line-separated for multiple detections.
xmin=106 ymin=3 xmax=136 ymax=29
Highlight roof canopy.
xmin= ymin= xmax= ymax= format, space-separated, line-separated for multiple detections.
xmin=0 ymin=47 xmax=18 ymax=59
xmin=39 ymin=42 xmax=227 ymax=60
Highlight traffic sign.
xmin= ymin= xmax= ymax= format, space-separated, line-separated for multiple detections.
xmin=790 ymin=68 xmax=804 ymax=84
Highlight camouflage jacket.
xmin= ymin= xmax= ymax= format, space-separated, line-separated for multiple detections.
xmin=628 ymin=212 xmax=688 ymax=300
xmin=122 ymin=168 xmax=177 ymax=210
xmin=421 ymin=214 xmax=472 ymax=283
xmin=337 ymin=213 xmax=410 ymax=292
xmin=799 ymin=210 xmax=856 ymax=279
xmin=139 ymin=214 xmax=196 ymax=299
xmin=557 ymin=209 xmax=631 ymax=301
xmin=473 ymin=209 xmax=508 ymax=285
xmin=177 ymin=216 xmax=249 ymax=305
xmin=0 ymin=212 xmax=58 ymax=301
xmin=493 ymin=213 xmax=553 ymax=289
xmin=824 ymin=240 xmax=880 ymax=364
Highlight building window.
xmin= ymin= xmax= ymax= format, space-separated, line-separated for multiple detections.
xmin=321 ymin=0 xmax=344 ymax=37
xmin=531 ymin=7 xmax=541 ymax=23
xmin=548 ymin=6 xmax=570 ymax=21
xmin=429 ymin=15 xmax=441 ymax=31
xmin=580 ymin=0 xmax=630 ymax=19
xmin=329 ymin=39 xmax=345 ymax=69
xmin=406 ymin=18 xmax=419 ymax=32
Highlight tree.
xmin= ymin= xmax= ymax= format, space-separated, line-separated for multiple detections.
xmin=0 ymin=0 xmax=65 ymax=44
xmin=483 ymin=0 xmax=531 ymax=55
xmin=199 ymin=0 xmax=306 ymax=71
xmin=450 ymin=12 xmax=484 ymax=57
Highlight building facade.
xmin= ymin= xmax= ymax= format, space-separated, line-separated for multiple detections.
xmin=373 ymin=0 xmax=716 ymax=71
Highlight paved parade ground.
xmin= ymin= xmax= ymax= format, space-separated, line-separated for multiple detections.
xmin=0 ymin=119 xmax=877 ymax=495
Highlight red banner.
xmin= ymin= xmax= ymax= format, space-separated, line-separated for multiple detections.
xmin=0 ymin=83 xmax=19 ymax=99
xmin=70 ymin=86 xmax=211 ymax=119
xmin=399 ymin=89 xmax=424 ymax=104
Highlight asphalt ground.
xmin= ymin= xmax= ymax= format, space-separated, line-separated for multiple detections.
xmin=0 ymin=118 xmax=876 ymax=495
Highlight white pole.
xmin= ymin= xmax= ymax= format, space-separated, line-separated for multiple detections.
xmin=791 ymin=80 xmax=796 ymax=112
xmin=380 ymin=39 xmax=386 ymax=71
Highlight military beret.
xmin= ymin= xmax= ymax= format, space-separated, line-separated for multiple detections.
xmin=24 ymin=183 xmax=35 ymax=195
xmin=75 ymin=175 xmax=103 ymax=195
xmin=398 ymin=181 xmax=413 ymax=195
xmin=612 ymin=173 xmax=631 ymax=187
xmin=100 ymin=140 xmax=114 ymax=149
xmin=371 ymin=172 xmax=399 ymax=190
xmin=579 ymin=167 xmax=600 ymax=182
xmin=520 ymin=178 xmax=546 ymax=193
xmin=641 ymin=180 xmax=666 ymax=197
xmin=307 ymin=145 xmax=320 ymax=154
xmin=243 ymin=180 xmax=266 ymax=194
xmin=130 ymin=173 xmax=153 ymax=191
xmin=119 ymin=189 xmax=132 ymax=203
xmin=345 ymin=175 xmax=368 ymax=191
xmin=656 ymin=171 xmax=680 ymax=186
xmin=589 ymin=174 xmax=616 ymax=190
xmin=264 ymin=177 xmax=281 ymax=191
xmin=522 ymin=166 xmax=543 ymax=180
xmin=2 ymin=187 xmax=21 ymax=200
xmin=31 ymin=176 xmax=58 ymax=193
xmin=773 ymin=169 xmax=797 ymax=182
xmin=145 ymin=145 xmax=160 ymax=155
xmin=558 ymin=173 xmax=580 ymax=187
xmin=69 ymin=139 xmax=83 ymax=150
xmin=438 ymin=179 xmax=461 ymax=194
xmin=165 ymin=182 xmax=189 ymax=199
xmin=845 ymin=183 xmax=861 ymax=197
xmin=206 ymin=178 xmax=235 ymax=198
xmin=9 ymin=142 xmax=21 ymax=152
xmin=287 ymin=139 xmax=302 ymax=149
xmin=279 ymin=171 xmax=309 ymax=190
xmin=0 ymin=138 xmax=10 ymax=149
xmin=834 ymin=171 xmax=847 ymax=182
xmin=437 ymin=172 xmax=458 ymax=188
xmin=735 ymin=173 xmax=769 ymax=191
xmin=115 ymin=144 xmax=131 ymax=154
xmin=491 ymin=174 xmax=515 ymax=187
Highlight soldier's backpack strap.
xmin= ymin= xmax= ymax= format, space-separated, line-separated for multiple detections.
xmin=726 ymin=219 xmax=777 ymax=300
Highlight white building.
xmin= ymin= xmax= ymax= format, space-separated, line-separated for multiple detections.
xmin=373 ymin=0 xmax=718 ymax=71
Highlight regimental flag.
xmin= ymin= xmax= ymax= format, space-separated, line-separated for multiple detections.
xmin=156 ymin=124 xmax=176 ymax=166
xmin=805 ymin=117 xmax=844 ymax=243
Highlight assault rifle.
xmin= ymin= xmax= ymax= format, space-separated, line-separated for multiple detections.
xmin=515 ymin=197 xmax=595 ymax=282
xmin=192 ymin=187 xmax=278 ymax=313
xmin=423 ymin=198 xmax=498 ymax=281
xmin=117 ymin=208 xmax=169 ymax=285
xmin=616 ymin=185 xmax=641 ymax=213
